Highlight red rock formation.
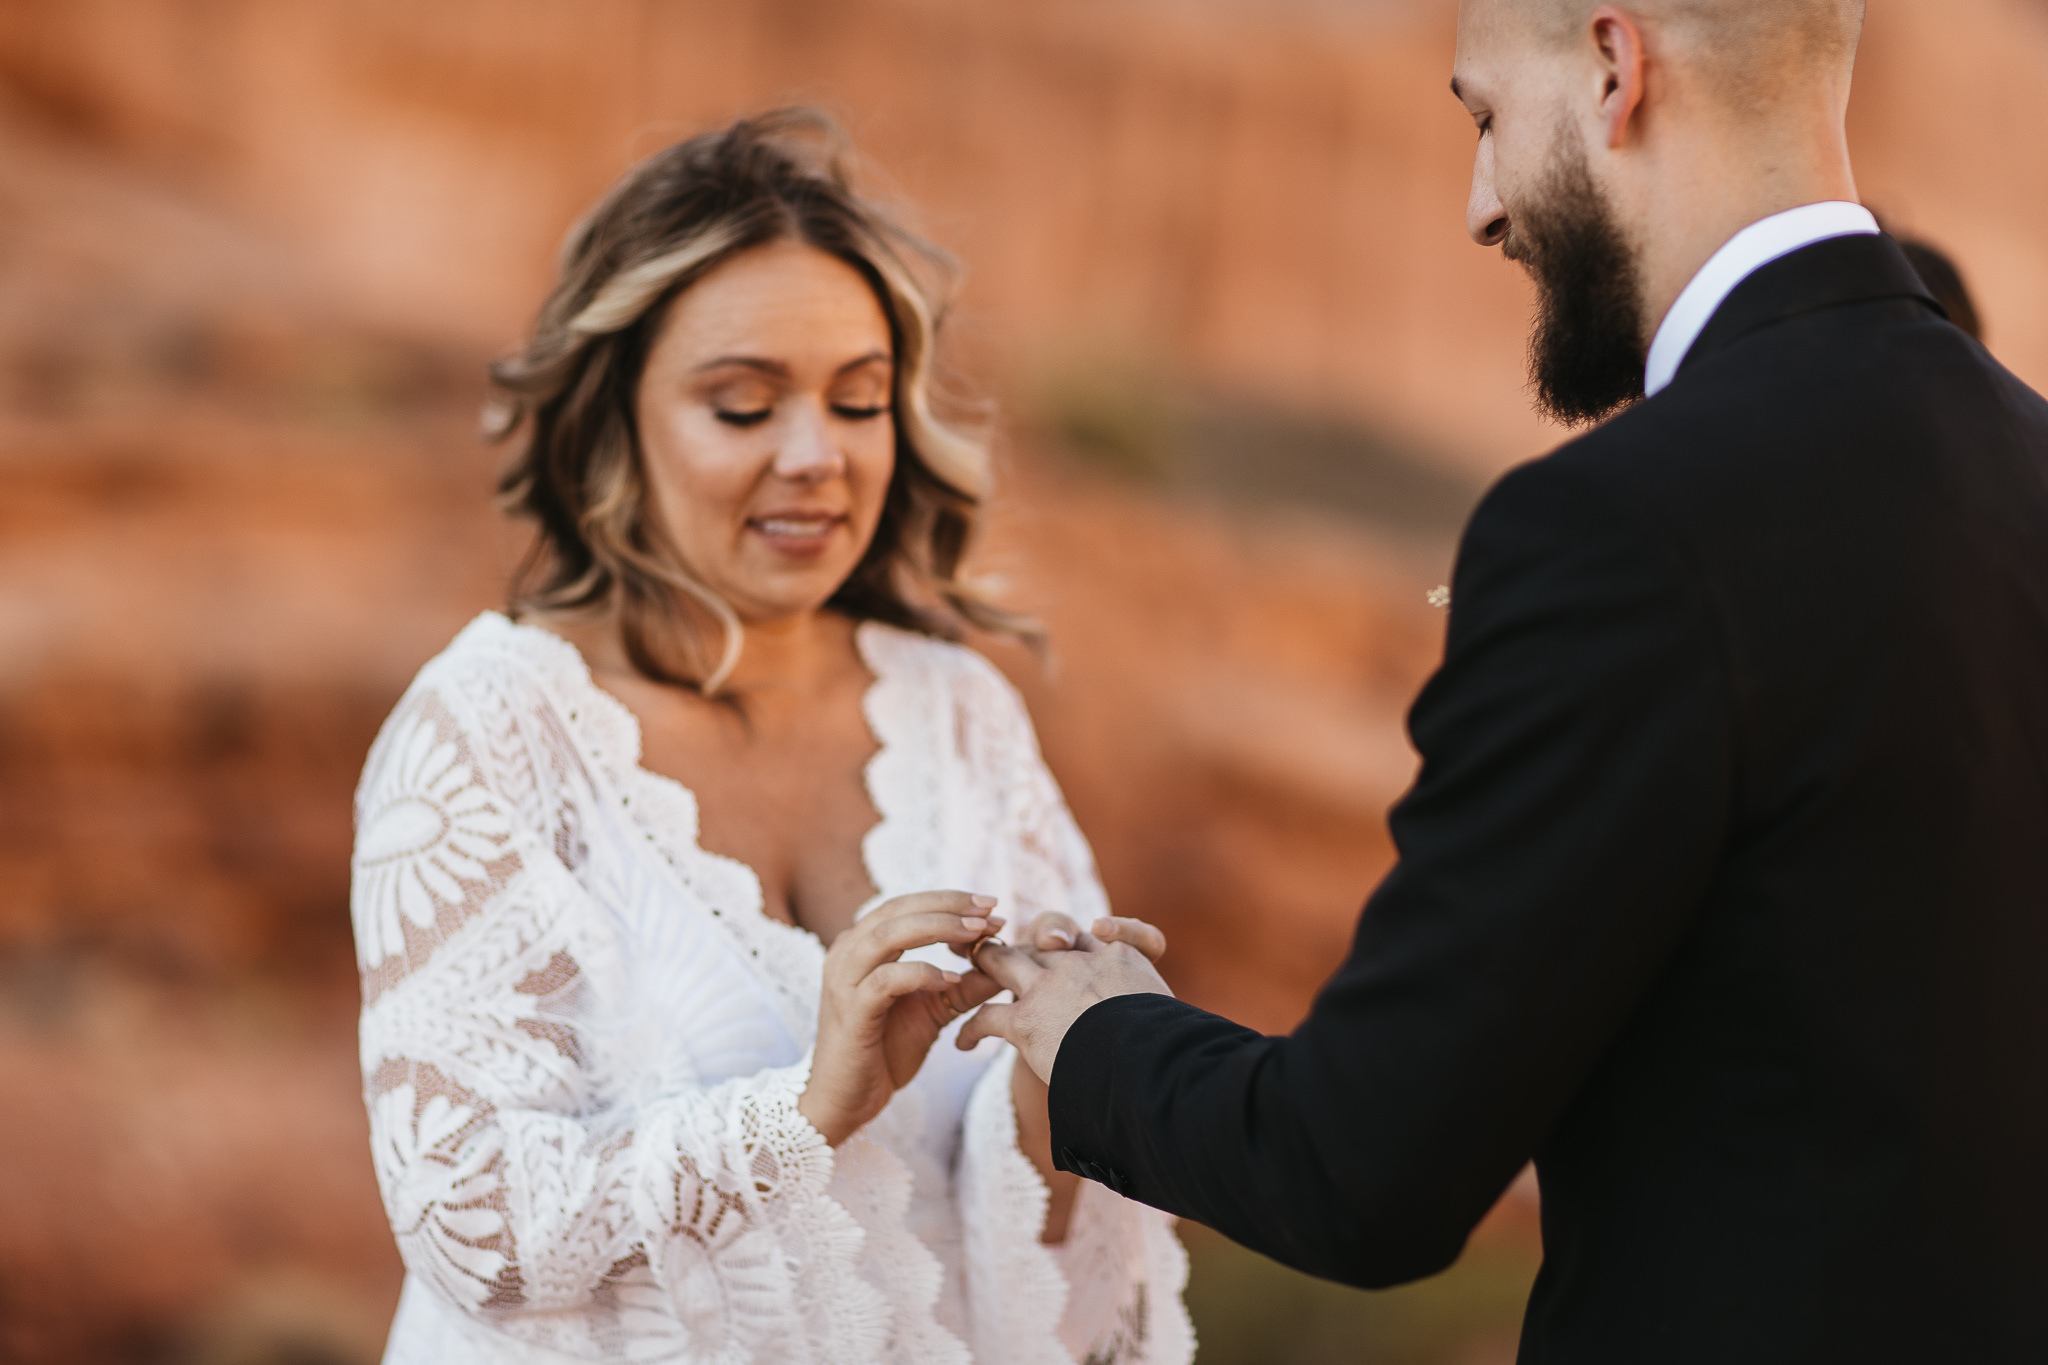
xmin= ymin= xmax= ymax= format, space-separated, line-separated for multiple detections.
xmin=3 ymin=0 xmax=2042 ymax=477
xmin=0 ymin=106 xmax=498 ymax=1362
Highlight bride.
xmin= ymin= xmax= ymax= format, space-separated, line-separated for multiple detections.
xmin=349 ymin=110 xmax=1193 ymax=1364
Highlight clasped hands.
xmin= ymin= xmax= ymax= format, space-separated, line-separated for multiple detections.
xmin=797 ymin=890 xmax=1173 ymax=1147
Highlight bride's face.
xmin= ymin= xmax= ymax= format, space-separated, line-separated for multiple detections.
xmin=634 ymin=240 xmax=897 ymax=626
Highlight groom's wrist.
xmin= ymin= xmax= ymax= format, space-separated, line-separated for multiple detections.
xmin=1045 ymin=995 xmax=1156 ymax=1191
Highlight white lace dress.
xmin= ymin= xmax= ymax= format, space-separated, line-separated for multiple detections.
xmin=350 ymin=612 xmax=1193 ymax=1365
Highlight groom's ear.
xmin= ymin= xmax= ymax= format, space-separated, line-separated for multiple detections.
xmin=1588 ymin=5 xmax=1649 ymax=151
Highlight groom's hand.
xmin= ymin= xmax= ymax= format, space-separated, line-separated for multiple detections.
xmin=955 ymin=917 xmax=1173 ymax=1083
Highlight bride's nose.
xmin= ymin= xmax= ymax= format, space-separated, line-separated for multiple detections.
xmin=771 ymin=402 xmax=847 ymax=482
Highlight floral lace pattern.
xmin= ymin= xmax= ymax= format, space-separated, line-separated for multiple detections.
xmin=353 ymin=613 xmax=1191 ymax=1364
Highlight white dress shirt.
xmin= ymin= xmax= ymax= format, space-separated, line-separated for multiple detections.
xmin=1643 ymin=201 xmax=1880 ymax=397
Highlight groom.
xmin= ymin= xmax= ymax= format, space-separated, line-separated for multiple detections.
xmin=964 ymin=1 xmax=2048 ymax=1358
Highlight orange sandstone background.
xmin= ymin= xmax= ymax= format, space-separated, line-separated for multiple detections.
xmin=1 ymin=2 xmax=2044 ymax=1362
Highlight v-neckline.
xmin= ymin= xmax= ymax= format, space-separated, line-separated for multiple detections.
xmin=523 ymin=615 xmax=899 ymax=947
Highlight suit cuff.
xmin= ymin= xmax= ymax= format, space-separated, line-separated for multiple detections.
xmin=1048 ymin=993 xmax=1201 ymax=1199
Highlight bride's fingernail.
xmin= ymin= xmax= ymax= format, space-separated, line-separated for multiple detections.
xmin=961 ymin=916 xmax=989 ymax=932
xmin=970 ymin=895 xmax=998 ymax=910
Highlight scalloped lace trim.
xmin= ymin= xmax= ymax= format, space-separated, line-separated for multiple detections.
xmin=959 ymin=1050 xmax=1073 ymax=1365
xmin=468 ymin=613 xmax=834 ymax=1041
xmin=855 ymin=623 xmax=948 ymax=919
xmin=960 ymin=1053 xmax=1198 ymax=1365
xmin=831 ymin=1110 xmax=970 ymax=1365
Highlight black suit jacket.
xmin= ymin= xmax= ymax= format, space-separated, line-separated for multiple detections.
xmin=1049 ymin=234 xmax=2048 ymax=1361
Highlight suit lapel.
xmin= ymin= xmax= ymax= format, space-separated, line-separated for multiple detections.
xmin=1676 ymin=233 xmax=1945 ymax=383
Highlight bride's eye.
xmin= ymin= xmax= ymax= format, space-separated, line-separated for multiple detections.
xmin=714 ymin=408 xmax=774 ymax=428
xmin=831 ymin=402 xmax=890 ymax=421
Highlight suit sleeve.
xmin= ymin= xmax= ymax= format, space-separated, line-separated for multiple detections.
xmin=1047 ymin=456 xmax=1736 ymax=1288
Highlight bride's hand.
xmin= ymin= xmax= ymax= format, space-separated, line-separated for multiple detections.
xmin=799 ymin=891 xmax=1006 ymax=1147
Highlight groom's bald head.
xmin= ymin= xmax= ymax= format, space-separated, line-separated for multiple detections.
xmin=1453 ymin=0 xmax=1868 ymax=424
xmin=1517 ymin=0 xmax=1864 ymax=107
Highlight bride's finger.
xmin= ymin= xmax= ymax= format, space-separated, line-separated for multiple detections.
xmin=1091 ymin=916 xmax=1167 ymax=962
xmin=1025 ymin=912 xmax=1081 ymax=951
xmin=857 ymin=959 xmax=963 ymax=1010
xmin=832 ymin=907 xmax=1004 ymax=985
xmin=954 ymin=1000 xmax=1016 ymax=1051
xmin=873 ymin=890 xmax=999 ymax=921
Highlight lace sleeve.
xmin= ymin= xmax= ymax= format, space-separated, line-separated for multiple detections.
xmin=951 ymin=661 xmax=1194 ymax=1365
xmin=352 ymin=677 xmax=886 ymax=1363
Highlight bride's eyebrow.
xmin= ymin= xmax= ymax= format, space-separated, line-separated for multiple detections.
xmin=691 ymin=351 xmax=891 ymax=377
xmin=694 ymin=356 xmax=788 ymax=376
xmin=835 ymin=350 xmax=892 ymax=376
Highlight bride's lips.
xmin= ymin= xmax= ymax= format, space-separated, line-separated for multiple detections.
xmin=746 ymin=511 xmax=847 ymax=550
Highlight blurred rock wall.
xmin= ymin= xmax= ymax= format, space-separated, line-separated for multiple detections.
xmin=0 ymin=0 xmax=1540 ymax=473
xmin=3 ymin=0 xmax=2044 ymax=478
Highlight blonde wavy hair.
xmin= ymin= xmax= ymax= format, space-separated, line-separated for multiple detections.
xmin=490 ymin=108 xmax=1028 ymax=692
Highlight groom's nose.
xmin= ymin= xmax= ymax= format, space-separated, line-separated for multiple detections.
xmin=1467 ymin=136 xmax=1510 ymax=247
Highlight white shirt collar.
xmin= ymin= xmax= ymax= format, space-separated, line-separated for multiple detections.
xmin=1643 ymin=201 xmax=1880 ymax=396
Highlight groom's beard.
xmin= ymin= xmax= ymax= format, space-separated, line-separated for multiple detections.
xmin=1506 ymin=139 xmax=1647 ymax=427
